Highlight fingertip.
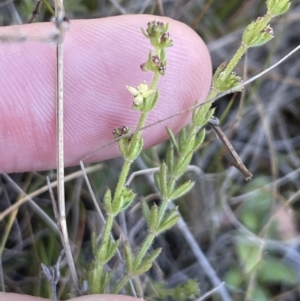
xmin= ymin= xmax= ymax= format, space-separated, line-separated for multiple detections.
xmin=0 ymin=15 xmax=211 ymax=172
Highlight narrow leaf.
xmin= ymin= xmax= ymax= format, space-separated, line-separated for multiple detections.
xmin=119 ymin=187 xmax=136 ymax=211
xmin=159 ymin=162 xmax=168 ymax=197
xmin=194 ymin=102 xmax=212 ymax=128
xmin=111 ymin=194 xmax=123 ymax=214
xmin=166 ymin=143 xmax=174 ymax=173
xmin=158 ymin=215 xmax=180 ymax=233
xmin=185 ymin=133 xmax=196 ymax=153
xmin=161 ymin=207 xmax=179 ymax=224
xmin=124 ymin=242 xmax=133 ymax=273
xmin=129 ymin=136 xmax=143 ymax=160
xmin=168 ymin=181 xmax=195 ymax=201
xmin=142 ymin=200 xmax=151 ymax=224
xmin=105 ymin=239 xmax=120 ymax=262
xmin=194 ymin=128 xmax=206 ymax=151
xmin=103 ymin=188 xmax=112 ymax=213
xmin=154 ymin=172 xmax=161 ymax=191
xmin=149 ymin=204 xmax=158 ymax=232
xmin=146 ymin=90 xmax=159 ymax=112
xmin=173 ymin=152 xmax=193 ymax=179
xmin=166 ymin=127 xmax=178 ymax=151
xmin=143 ymin=248 xmax=162 ymax=265
xmin=132 ymin=263 xmax=152 ymax=276
xmin=98 ymin=271 xmax=110 ymax=294
xmin=118 ymin=138 xmax=129 ymax=158
xmin=178 ymin=127 xmax=187 ymax=153
xmin=203 ymin=108 xmax=215 ymax=125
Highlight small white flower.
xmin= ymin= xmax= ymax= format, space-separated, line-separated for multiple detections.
xmin=126 ymin=81 xmax=156 ymax=105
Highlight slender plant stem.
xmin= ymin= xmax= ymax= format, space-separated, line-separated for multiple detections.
xmin=54 ymin=0 xmax=78 ymax=289
xmin=157 ymin=198 xmax=169 ymax=225
xmin=113 ymin=111 xmax=149 ymax=203
xmin=112 ymin=233 xmax=155 ymax=294
xmin=133 ymin=233 xmax=155 ymax=269
xmin=102 ymin=215 xmax=114 ymax=246
xmin=223 ymin=44 xmax=247 ymax=78
xmin=43 ymin=0 xmax=55 ymax=15
xmin=150 ymin=71 xmax=160 ymax=89
xmin=113 ymin=275 xmax=131 ymax=294
xmin=113 ymin=159 xmax=133 ymax=202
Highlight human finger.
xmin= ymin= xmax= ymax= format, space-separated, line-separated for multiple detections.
xmin=0 ymin=15 xmax=211 ymax=173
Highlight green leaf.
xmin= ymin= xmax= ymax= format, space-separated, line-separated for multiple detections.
xmin=132 ymin=262 xmax=152 ymax=276
xmin=257 ymin=258 xmax=297 ymax=285
xmin=159 ymin=162 xmax=168 ymax=197
xmin=193 ymin=102 xmax=213 ymax=128
xmin=267 ymin=0 xmax=290 ymax=16
xmin=193 ymin=128 xmax=206 ymax=151
xmin=158 ymin=215 xmax=180 ymax=233
xmin=124 ymin=242 xmax=133 ymax=273
xmin=119 ymin=187 xmax=136 ymax=211
xmin=128 ymin=136 xmax=143 ymax=161
xmin=178 ymin=127 xmax=187 ymax=153
xmin=98 ymin=271 xmax=110 ymax=294
xmin=240 ymin=210 xmax=259 ymax=233
xmin=251 ymin=284 xmax=269 ymax=301
xmin=191 ymin=101 xmax=198 ymax=123
xmin=88 ymin=261 xmax=111 ymax=293
xmin=203 ymin=107 xmax=215 ymax=125
xmin=213 ymin=71 xmax=243 ymax=92
xmin=145 ymin=90 xmax=159 ymax=112
xmin=103 ymin=188 xmax=112 ymax=213
xmin=185 ymin=132 xmax=196 ymax=150
xmin=149 ymin=204 xmax=159 ymax=232
xmin=105 ymin=239 xmax=120 ymax=262
xmin=143 ymin=248 xmax=162 ymax=266
xmin=166 ymin=143 xmax=174 ymax=174
xmin=111 ymin=194 xmax=123 ymax=215
xmin=154 ymin=172 xmax=161 ymax=192
xmin=118 ymin=137 xmax=129 ymax=158
xmin=243 ymin=18 xmax=274 ymax=48
xmin=157 ymin=207 xmax=180 ymax=233
xmin=97 ymin=241 xmax=109 ymax=263
xmin=173 ymin=152 xmax=193 ymax=179
xmin=237 ymin=241 xmax=263 ymax=274
xmin=168 ymin=181 xmax=194 ymax=201
xmin=224 ymin=267 xmax=243 ymax=287
xmin=142 ymin=200 xmax=151 ymax=224
xmin=166 ymin=127 xmax=178 ymax=151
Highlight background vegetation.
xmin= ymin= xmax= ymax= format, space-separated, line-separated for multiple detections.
xmin=0 ymin=0 xmax=300 ymax=300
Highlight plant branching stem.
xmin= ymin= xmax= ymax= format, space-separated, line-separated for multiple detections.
xmin=100 ymin=72 xmax=161 ymax=274
xmin=113 ymin=233 xmax=155 ymax=294
xmin=223 ymin=44 xmax=247 ymax=78
xmin=102 ymin=215 xmax=114 ymax=247
xmin=134 ymin=233 xmax=155 ymax=268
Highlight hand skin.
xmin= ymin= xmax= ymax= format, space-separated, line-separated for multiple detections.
xmin=0 ymin=14 xmax=211 ymax=173
xmin=0 ymin=293 xmax=144 ymax=301
xmin=0 ymin=15 xmax=211 ymax=301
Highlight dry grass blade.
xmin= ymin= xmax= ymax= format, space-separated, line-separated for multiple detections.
xmin=53 ymin=0 xmax=78 ymax=290
xmin=0 ymin=165 xmax=102 ymax=222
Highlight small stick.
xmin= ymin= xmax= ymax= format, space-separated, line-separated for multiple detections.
xmin=208 ymin=116 xmax=253 ymax=180
xmin=28 ymin=0 xmax=43 ymax=23
xmin=54 ymin=0 xmax=79 ymax=290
